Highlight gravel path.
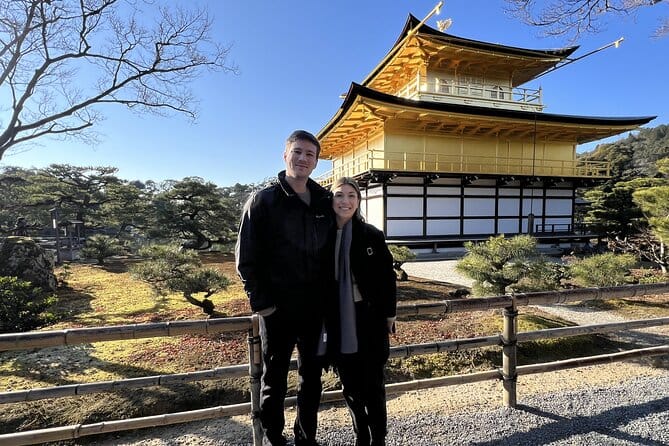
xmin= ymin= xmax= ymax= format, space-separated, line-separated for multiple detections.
xmin=95 ymin=260 xmax=669 ymax=446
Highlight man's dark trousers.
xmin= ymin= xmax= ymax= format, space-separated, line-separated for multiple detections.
xmin=259 ymin=309 xmax=323 ymax=445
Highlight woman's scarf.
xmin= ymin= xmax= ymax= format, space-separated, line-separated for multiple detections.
xmin=337 ymin=220 xmax=358 ymax=354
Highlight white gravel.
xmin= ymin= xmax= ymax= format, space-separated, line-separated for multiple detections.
xmin=93 ymin=260 xmax=669 ymax=446
xmin=402 ymin=259 xmax=474 ymax=288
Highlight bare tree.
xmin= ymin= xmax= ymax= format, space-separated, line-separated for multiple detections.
xmin=0 ymin=0 xmax=236 ymax=160
xmin=506 ymin=0 xmax=667 ymax=39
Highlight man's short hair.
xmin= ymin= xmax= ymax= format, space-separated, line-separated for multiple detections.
xmin=286 ymin=130 xmax=321 ymax=157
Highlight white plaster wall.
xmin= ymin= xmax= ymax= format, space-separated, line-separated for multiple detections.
xmin=545 ymin=199 xmax=572 ymax=215
xmin=387 ymin=197 xmax=423 ymax=217
xmin=464 ymin=187 xmax=495 ymax=196
xmin=498 ymin=198 xmax=520 ymax=216
xmin=498 ymin=219 xmax=520 ymax=234
xmin=498 ymin=188 xmax=521 ymax=196
xmin=522 ymin=198 xmax=543 ymax=216
xmin=427 ymin=220 xmax=460 ymax=235
xmin=463 ymin=219 xmax=495 ymax=234
xmin=366 ymin=196 xmax=385 ymax=231
xmin=387 ymin=186 xmax=423 ymax=194
xmin=387 ymin=220 xmax=423 ymax=237
xmin=427 ymin=197 xmax=460 ymax=217
xmin=546 ymin=189 xmax=573 ymax=197
xmin=427 ymin=187 xmax=461 ymax=195
xmin=464 ymin=198 xmax=495 ymax=216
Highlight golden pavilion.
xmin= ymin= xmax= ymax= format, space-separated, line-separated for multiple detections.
xmin=316 ymin=14 xmax=654 ymax=251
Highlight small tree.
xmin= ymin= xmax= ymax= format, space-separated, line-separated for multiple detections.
xmin=567 ymin=252 xmax=636 ymax=287
xmin=81 ymin=234 xmax=123 ymax=265
xmin=456 ymin=235 xmax=541 ymax=296
xmin=131 ymin=244 xmax=230 ymax=316
xmin=388 ymin=245 xmax=416 ymax=281
xmin=0 ymin=276 xmax=57 ymax=333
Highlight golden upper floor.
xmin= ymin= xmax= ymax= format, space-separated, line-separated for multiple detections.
xmin=362 ymin=15 xmax=576 ymax=112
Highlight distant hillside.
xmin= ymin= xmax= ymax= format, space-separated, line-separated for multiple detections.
xmin=579 ymin=124 xmax=669 ymax=182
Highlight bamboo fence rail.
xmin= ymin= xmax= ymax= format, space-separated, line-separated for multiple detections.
xmin=1 ymin=283 xmax=668 ymax=445
xmin=4 ymin=317 xmax=668 ymax=405
xmin=3 ymin=283 xmax=669 ymax=353
xmin=0 ymin=317 xmax=252 ymax=352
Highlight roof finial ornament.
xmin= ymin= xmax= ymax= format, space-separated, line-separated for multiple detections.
xmin=437 ymin=18 xmax=452 ymax=32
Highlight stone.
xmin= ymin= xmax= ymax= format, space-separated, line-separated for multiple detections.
xmin=0 ymin=236 xmax=57 ymax=291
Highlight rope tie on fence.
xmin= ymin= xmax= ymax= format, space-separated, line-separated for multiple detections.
xmin=501 ymin=371 xmax=518 ymax=382
xmin=500 ymin=336 xmax=517 ymax=347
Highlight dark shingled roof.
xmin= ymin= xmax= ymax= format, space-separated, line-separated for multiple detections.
xmin=362 ymin=15 xmax=579 ymax=87
xmin=319 ymin=82 xmax=655 ymax=139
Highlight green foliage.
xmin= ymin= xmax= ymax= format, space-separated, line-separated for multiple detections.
xmin=456 ymin=235 xmax=540 ymax=296
xmin=131 ymin=244 xmax=230 ymax=316
xmin=150 ymin=177 xmax=239 ymax=250
xmin=0 ymin=166 xmax=256 ymax=250
xmin=0 ymin=167 xmax=44 ymax=232
xmin=580 ymin=125 xmax=669 ymax=236
xmin=514 ymin=258 xmax=566 ymax=292
xmin=583 ymin=178 xmax=658 ymax=237
xmin=388 ymin=245 xmax=416 ymax=264
xmin=81 ymin=234 xmax=123 ymax=265
xmin=567 ymin=252 xmax=636 ymax=287
xmin=633 ymin=167 xmax=669 ymax=241
xmin=0 ymin=164 xmax=149 ymax=237
xmin=388 ymin=245 xmax=416 ymax=281
xmin=0 ymin=276 xmax=57 ymax=333
xmin=579 ymin=125 xmax=669 ymax=181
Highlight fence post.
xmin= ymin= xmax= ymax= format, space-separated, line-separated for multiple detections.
xmin=501 ymin=297 xmax=518 ymax=408
xmin=248 ymin=314 xmax=263 ymax=445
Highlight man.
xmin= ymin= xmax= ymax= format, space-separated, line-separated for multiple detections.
xmin=236 ymin=130 xmax=333 ymax=446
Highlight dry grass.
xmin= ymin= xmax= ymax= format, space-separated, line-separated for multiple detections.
xmin=575 ymin=294 xmax=669 ymax=319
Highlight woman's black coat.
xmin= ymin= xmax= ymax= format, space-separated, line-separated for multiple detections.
xmin=326 ymin=217 xmax=397 ymax=362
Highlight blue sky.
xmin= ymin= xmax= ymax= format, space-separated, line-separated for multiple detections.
xmin=2 ymin=0 xmax=668 ymax=186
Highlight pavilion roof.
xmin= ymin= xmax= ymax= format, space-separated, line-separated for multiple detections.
xmin=318 ymin=83 xmax=655 ymax=158
xmin=363 ymin=15 xmax=579 ymax=91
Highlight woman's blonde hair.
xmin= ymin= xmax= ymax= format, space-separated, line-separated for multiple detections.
xmin=331 ymin=176 xmax=363 ymax=221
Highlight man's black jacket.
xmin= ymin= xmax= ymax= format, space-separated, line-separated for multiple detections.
xmin=235 ymin=171 xmax=333 ymax=314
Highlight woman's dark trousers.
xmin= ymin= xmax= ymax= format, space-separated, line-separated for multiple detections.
xmin=337 ymin=353 xmax=387 ymax=446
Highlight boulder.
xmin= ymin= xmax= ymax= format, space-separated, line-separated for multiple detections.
xmin=0 ymin=236 xmax=57 ymax=291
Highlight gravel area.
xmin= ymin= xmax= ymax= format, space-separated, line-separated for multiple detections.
xmin=94 ymin=260 xmax=669 ymax=446
xmin=96 ymin=369 xmax=669 ymax=446
xmin=403 ymin=259 xmax=474 ymax=288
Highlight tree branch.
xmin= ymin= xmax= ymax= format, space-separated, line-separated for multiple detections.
xmin=506 ymin=0 xmax=667 ymax=39
xmin=0 ymin=0 xmax=237 ymax=159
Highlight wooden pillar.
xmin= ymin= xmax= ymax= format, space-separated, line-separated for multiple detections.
xmin=248 ymin=314 xmax=263 ymax=445
xmin=501 ymin=298 xmax=518 ymax=408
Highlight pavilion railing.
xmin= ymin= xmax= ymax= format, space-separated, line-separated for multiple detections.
xmin=316 ymin=150 xmax=610 ymax=187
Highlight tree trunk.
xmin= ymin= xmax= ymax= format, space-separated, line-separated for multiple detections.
xmin=183 ymin=292 xmax=216 ymax=315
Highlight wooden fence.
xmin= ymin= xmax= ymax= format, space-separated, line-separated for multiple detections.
xmin=1 ymin=283 xmax=669 ymax=445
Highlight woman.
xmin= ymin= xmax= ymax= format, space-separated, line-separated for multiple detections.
xmin=328 ymin=176 xmax=397 ymax=446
